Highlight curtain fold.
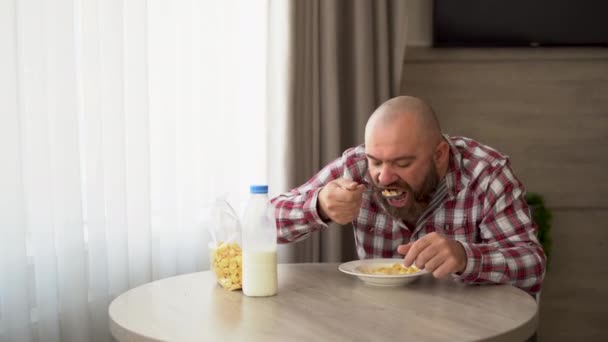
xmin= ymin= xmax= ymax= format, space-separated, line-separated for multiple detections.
xmin=0 ymin=1 xmax=283 ymax=341
xmin=1 ymin=0 xmax=33 ymax=340
xmin=283 ymin=0 xmax=407 ymax=263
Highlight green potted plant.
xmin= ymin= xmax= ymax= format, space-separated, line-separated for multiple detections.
xmin=526 ymin=192 xmax=552 ymax=267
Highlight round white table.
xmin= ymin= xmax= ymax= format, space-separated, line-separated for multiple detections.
xmin=109 ymin=263 xmax=538 ymax=342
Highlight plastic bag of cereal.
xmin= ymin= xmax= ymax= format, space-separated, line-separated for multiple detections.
xmin=207 ymin=198 xmax=242 ymax=291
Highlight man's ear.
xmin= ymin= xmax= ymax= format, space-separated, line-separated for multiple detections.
xmin=434 ymin=140 xmax=450 ymax=166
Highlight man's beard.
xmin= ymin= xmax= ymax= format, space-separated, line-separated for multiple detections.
xmin=372 ymin=165 xmax=440 ymax=225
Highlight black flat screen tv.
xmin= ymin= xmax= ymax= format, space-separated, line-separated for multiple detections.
xmin=434 ymin=0 xmax=608 ymax=47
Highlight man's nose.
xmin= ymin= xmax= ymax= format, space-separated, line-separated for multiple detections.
xmin=377 ymin=164 xmax=396 ymax=185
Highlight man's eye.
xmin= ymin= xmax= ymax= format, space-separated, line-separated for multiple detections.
xmin=396 ymin=163 xmax=410 ymax=168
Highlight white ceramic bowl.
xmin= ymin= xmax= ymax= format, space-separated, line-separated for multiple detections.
xmin=338 ymin=258 xmax=429 ymax=287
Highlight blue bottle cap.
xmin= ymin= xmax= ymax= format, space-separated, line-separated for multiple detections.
xmin=250 ymin=185 xmax=268 ymax=194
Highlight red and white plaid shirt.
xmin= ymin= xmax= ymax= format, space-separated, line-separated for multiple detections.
xmin=271 ymin=135 xmax=546 ymax=295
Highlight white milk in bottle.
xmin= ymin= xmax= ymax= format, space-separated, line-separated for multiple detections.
xmin=241 ymin=185 xmax=278 ymax=297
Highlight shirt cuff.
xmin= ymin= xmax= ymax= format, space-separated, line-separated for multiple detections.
xmin=454 ymin=241 xmax=483 ymax=282
xmin=307 ymin=188 xmax=330 ymax=228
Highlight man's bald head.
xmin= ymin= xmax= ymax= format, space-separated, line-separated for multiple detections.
xmin=365 ymin=96 xmax=442 ymax=147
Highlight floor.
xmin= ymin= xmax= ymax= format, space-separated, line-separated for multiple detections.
xmin=400 ymin=47 xmax=608 ymax=342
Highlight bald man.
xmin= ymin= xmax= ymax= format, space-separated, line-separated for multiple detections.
xmin=272 ymin=96 xmax=546 ymax=295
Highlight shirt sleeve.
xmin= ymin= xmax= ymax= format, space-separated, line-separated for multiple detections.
xmin=270 ymin=148 xmax=361 ymax=243
xmin=456 ymin=162 xmax=547 ymax=295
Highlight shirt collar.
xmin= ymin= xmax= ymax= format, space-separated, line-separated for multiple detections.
xmin=443 ymin=134 xmax=466 ymax=199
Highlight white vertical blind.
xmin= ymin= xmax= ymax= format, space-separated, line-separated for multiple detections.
xmin=0 ymin=0 xmax=285 ymax=341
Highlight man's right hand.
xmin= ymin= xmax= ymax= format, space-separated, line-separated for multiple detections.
xmin=317 ymin=178 xmax=366 ymax=224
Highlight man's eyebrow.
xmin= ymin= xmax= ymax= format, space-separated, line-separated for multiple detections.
xmin=366 ymin=153 xmax=416 ymax=162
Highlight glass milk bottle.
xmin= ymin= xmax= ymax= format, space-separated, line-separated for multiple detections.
xmin=241 ymin=185 xmax=278 ymax=297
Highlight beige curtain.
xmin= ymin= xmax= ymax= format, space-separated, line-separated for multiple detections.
xmin=281 ymin=0 xmax=407 ymax=263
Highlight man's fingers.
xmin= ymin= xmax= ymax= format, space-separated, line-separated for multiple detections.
xmin=326 ymin=201 xmax=361 ymax=223
xmin=332 ymin=187 xmax=364 ymax=203
xmin=334 ymin=207 xmax=360 ymax=224
xmin=324 ymin=199 xmax=360 ymax=215
xmin=397 ymin=243 xmax=412 ymax=256
xmin=431 ymin=261 xmax=455 ymax=279
xmin=321 ymin=178 xmax=366 ymax=224
xmin=414 ymin=244 xmax=441 ymax=269
xmin=403 ymin=238 xmax=432 ymax=267
xmin=344 ymin=182 xmax=359 ymax=191
xmin=422 ymin=254 xmax=444 ymax=272
xmin=333 ymin=178 xmax=359 ymax=190
xmin=335 ymin=179 xmax=365 ymax=193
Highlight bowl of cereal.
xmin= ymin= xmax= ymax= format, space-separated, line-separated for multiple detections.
xmin=338 ymin=258 xmax=428 ymax=286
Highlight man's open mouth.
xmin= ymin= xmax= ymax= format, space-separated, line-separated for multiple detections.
xmin=381 ymin=189 xmax=408 ymax=207
xmin=381 ymin=189 xmax=405 ymax=198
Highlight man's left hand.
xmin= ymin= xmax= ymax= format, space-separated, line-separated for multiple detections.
xmin=397 ymin=232 xmax=467 ymax=278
